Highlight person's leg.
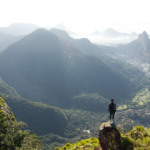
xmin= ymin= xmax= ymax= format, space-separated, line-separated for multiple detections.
xmin=112 ymin=113 xmax=114 ymax=119
xmin=112 ymin=112 xmax=115 ymax=123
xmin=110 ymin=113 xmax=111 ymax=121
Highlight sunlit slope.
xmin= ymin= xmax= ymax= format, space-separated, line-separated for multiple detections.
xmin=0 ymin=28 xmax=131 ymax=107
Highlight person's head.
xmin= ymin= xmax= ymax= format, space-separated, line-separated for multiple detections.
xmin=111 ymin=99 xmax=114 ymax=103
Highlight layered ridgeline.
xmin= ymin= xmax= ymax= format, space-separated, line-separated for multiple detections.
xmin=89 ymin=31 xmax=150 ymax=78
xmin=0 ymin=28 xmax=132 ymax=109
xmin=0 ymin=76 xmax=107 ymax=149
xmin=0 ymin=78 xmax=67 ymax=135
xmin=0 ymin=23 xmax=38 ymax=36
xmin=0 ymin=96 xmax=43 ymax=149
xmin=116 ymin=31 xmax=150 ymax=64
xmin=2 ymin=89 xmax=150 ymax=150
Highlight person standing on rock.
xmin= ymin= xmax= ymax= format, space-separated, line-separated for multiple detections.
xmin=108 ymin=99 xmax=116 ymax=123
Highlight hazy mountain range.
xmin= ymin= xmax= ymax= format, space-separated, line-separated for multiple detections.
xmin=116 ymin=31 xmax=150 ymax=63
xmin=88 ymin=28 xmax=138 ymax=45
xmin=0 ymin=23 xmax=150 ymax=149
xmin=0 ymin=23 xmax=141 ymax=46
xmin=0 ymin=24 xmax=149 ymax=109
xmin=0 ymin=23 xmax=38 ymax=36
xmin=0 ymin=28 xmax=132 ymax=108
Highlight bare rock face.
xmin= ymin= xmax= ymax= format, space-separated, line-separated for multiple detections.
xmin=98 ymin=122 xmax=122 ymax=150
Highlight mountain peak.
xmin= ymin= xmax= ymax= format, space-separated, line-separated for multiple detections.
xmin=138 ymin=31 xmax=149 ymax=41
xmin=138 ymin=31 xmax=150 ymax=52
xmin=23 ymin=28 xmax=59 ymax=43
xmin=102 ymin=28 xmax=120 ymax=37
xmin=50 ymin=28 xmax=71 ymax=40
xmin=54 ymin=23 xmax=68 ymax=31
xmin=0 ymin=23 xmax=38 ymax=36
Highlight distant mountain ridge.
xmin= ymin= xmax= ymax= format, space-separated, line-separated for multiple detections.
xmin=85 ymin=28 xmax=138 ymax=46
xmin=0 ymin=23 xmax=38 ymax=36
xmin=0 ymin=76 xmax=67 ymax=136
xmin=116 ymin=31 xmax=150 ymax=64
xmin=93 ymin=28 xmax=138 ymax=38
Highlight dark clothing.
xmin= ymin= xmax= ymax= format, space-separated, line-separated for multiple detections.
xmin=108 ymin=102 xmax=116 ymax=112
xmin=110 ymin=111 xmax=115 ymax=120
xmin=108 ymin=102 xmax=116 ymax=120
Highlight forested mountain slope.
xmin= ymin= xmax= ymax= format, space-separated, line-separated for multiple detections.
xmin=0 ymin=96 xmax=43 ymax=149
xmin=0 ymin=28 xmax=132 ymax=108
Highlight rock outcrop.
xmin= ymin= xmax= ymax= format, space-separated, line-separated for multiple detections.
xmin=0 ymin=96 xmax=15 ymax=120
xmin=98 ymin=122 xmax=122 ymax=150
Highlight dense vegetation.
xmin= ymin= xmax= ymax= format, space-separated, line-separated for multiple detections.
xmin=1 ymin=74 xmax=150 ymax=149
xmin=124 ymin=126 xmax=150 ymax=150
xmin=55 ymin=137 xmax=100 ymax=150
xmin=0 ymin=96 xmax=43 ymax=150
xmin=0 ymin=77 xmax=68 ymax=136
xmin=56 ymin=126 xmax=150 ymax=150
xmin=5 ymin=96 xmax=68 ymax=135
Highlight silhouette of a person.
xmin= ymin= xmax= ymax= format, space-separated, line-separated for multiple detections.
xmin=108 ymin=99 xmax=116 ymax=123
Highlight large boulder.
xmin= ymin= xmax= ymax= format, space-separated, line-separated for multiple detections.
xmin=98 ymin=122 xmax=122 ymax=150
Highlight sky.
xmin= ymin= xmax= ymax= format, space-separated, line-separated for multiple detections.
xmin=0 ymin=0 xmax=150 ymax=34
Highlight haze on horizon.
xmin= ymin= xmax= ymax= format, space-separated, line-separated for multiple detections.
xmin=0 ymin=0 xmax=150 ymax=34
